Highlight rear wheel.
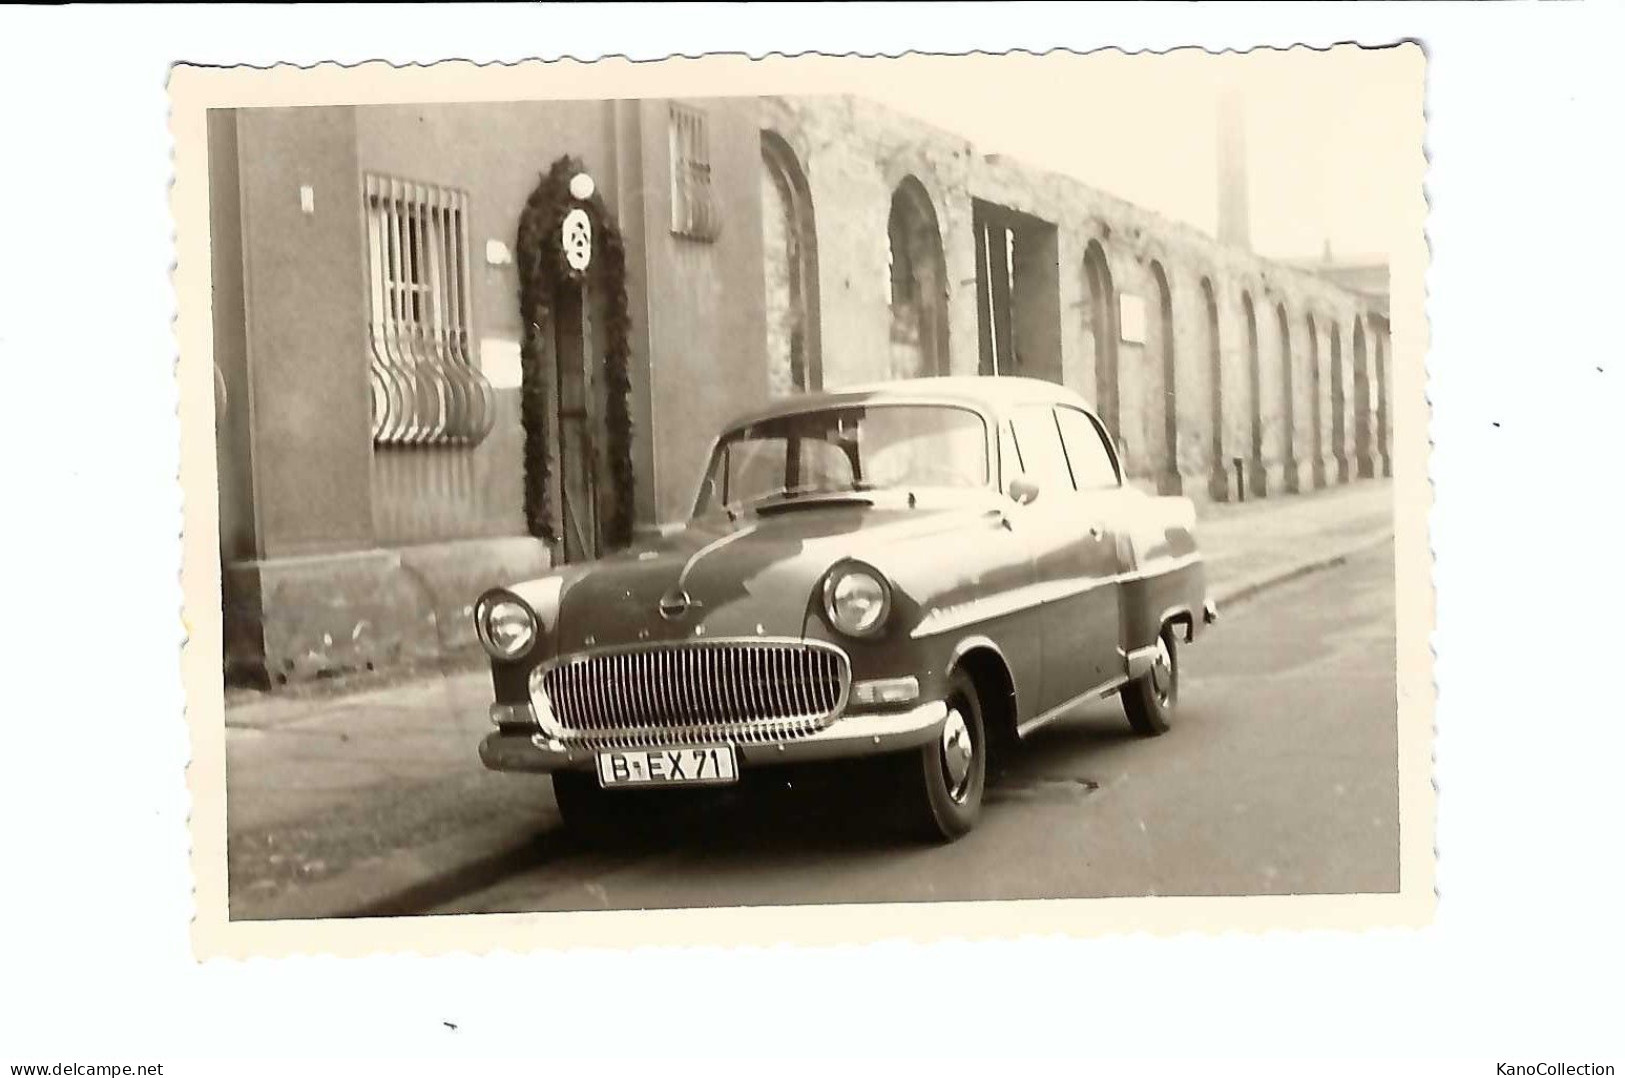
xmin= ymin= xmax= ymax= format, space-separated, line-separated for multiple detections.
xmin=896 ymin=669 xmax=987 ymax=841
xmin=1120 ymin=624 xmax=1179 ymax=736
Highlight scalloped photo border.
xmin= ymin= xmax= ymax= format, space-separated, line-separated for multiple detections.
xmin=171 ymin=45 xmax=1433 ymax=960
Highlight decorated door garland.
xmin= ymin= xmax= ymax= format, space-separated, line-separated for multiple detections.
xmin=515 ymin=155 xmax=636 ymax=550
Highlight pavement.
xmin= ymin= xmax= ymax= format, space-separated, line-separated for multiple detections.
xmin=223 ymin=478 xmax=1396 ymax=920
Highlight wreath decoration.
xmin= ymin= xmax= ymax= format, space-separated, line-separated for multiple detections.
xmin=515 ymin=155 xmax=636 ymax=551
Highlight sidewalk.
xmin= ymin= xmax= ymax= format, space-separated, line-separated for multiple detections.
xmin=222 ymin=478 xmax=1395 ymax=919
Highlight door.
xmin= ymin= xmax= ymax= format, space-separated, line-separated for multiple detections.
xmin=554 ymin=281 xmax=600 ymax=563
xmin=1006 ymin=405 xmax=1123 ymax=711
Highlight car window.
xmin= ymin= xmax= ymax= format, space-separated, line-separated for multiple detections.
xmin=721 ymin=439 xmax=787 ymax=506
xmin=1055 ymin=406 xmax=1121 ymax=490
xmin=861 ymin=407 xmax=986 ymax=491
xmin=1008 ymin=406 xmax=1075 ymax=499
xmin=693 ymin=404 xmax=990 ymax=519
xmin=795 ymin=438 xmax=855 ymax=493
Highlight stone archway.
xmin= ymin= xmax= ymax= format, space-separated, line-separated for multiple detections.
xmin=887 ymin=176 xmax=949 ymax=378
xmin=1276 ymin=302 xmax=1300 ymax=493
xmin=1306 ymin=311 xmax=1325 ymax=488
xmin=1373 ymin=317 xmax=1391 ymax=477
xmin=1242 ymin=290 xmax=1267 ymax=498
xmin=1148 ymin=261 xmax=1180 ymax=495
xmin=1084 ymin=239 xmax=1119 ymax=443
xmin=1353 ymin=316 xmax=1374 ymax=478
xmin=1330 ymin=322 xmax=1348 ymax=482
xmin=760 ymin=130 xmax=821 ymax=396
xmin=1201 ymin=277 xmax=1228 ymax=501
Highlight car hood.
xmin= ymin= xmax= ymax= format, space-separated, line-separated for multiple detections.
xmin=507 ymin=492 xmax=1006 ymax=653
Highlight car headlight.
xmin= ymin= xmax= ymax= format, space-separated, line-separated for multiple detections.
xmin=476 ymin=593 xmax=539 ymax=660
xmin=822 ymin=562 xmax=892 ymax=638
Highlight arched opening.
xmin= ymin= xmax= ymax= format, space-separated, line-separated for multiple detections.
xmin=1148 ymin=261 xmax=1180 ymax=494
xmin=760 ymin=131 xmax=821 ymax=395
xmin=1084 ymin=240 xmax=1119 ymax=444
xmin=1330 ymin=322 xmax=1348 ymax=482
xmin=1353 ymin=316 xmax=1374 ymax=478
xmin=1242 ymin=291 xmax=1266 ymax=498
xmin=1373 ymin=317 xmax=1391 ymax=477
xmin=1276 ymin=302 xmax=1300 ymax=493
xmin=887 ymin=176 xmax=949 ymax=378
xmin=1201 ymin=277 xmax=1228 ymax=501
xmin=1305 ymin=312 xmax=1325 ymax=488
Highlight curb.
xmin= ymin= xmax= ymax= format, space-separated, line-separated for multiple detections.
xmin=1210 ymin=530 xmax=1394 ymax=613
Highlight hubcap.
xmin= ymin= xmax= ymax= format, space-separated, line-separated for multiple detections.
xmin=940 ymin=705 xmax=975 ymax=802
xmin=1150 ymin=635 xmax=1175 ymax=707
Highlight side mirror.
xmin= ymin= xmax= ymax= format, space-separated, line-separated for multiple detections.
xmin=1007 ymin=474 xmax=1041 ymax=506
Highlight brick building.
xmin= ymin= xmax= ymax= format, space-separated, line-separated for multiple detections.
xmin=209 ymin=93 xmax=1391 ymax=686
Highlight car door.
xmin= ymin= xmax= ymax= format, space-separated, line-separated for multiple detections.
xmin=1053 ymin=404 xmax=1132 ymax=679
xmin=1006 ymin=405 xmax=1123 ymax=712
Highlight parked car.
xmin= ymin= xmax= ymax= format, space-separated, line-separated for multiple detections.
xmin=475 ymin=376 xmax=1217 ymax=841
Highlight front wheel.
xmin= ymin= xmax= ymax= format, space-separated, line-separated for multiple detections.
xmin=1120 ymin=624 xmax=1179 ymax=736
xmin=895 ymin=669 xmax=987 ymax=842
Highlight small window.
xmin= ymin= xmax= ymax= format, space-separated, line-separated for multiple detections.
xmin=1009 ymin=406 xmax=1075 ymax=498
xmin=669 ymin=104 xmax=720 ymax=241
xmin=1055 ymin=406 xmax=1121 ymax=490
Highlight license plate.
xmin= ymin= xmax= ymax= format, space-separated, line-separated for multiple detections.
xmin=595 ymin=745 xmax=739 ymax=788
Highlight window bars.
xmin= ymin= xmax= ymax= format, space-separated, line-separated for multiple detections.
xmin=669 ymin=105 xmax=721 ymax=241
xmin=364 ymin=174 xmax=496 ymax=446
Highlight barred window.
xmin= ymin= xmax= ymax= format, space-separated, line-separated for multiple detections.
xmin=363 ymin=174 xmax=494 ymax=446
xmin=669 ymin=104 xmax=721 ymax=241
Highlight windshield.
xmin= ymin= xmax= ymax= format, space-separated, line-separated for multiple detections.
xmin=692 ymin=403 xmax=990 ymax=519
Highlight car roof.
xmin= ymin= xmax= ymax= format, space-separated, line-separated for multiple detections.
xmin=720 ymin=375 xmax=1095 ymax=431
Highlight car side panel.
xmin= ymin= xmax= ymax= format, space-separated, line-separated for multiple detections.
xmin=1118 ymin=558 xmax=1207 ymax=657
xmin=802 ymin=508 xmax=1043 ymax=720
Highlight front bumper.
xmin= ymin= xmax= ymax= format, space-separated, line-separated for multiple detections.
xmin=479 ymin=699 xmax=949 ymax=774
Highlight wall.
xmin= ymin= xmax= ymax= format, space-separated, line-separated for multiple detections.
xmin=640 ymin=97 xmax=771 ymax=524
xmin=763 ymin=95 xmax=1390 ymax=502
xmin=353 ymin=100 xmax=616 ymax=545
xmin=235 ymin=106 xmax=375 ymax=557
xmin=207 ymin=110 xmax=256 ymax=564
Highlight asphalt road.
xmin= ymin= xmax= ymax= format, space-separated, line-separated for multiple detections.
xmin=409 ymin=543 xmax=1399 ymax=916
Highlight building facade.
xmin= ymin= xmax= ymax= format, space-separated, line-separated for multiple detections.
xmin=210 ymin=94 xmax=1392 ymax=686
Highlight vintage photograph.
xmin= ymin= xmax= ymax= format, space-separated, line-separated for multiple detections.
xmin=176 ymin=46 xmax=1431 ymax=951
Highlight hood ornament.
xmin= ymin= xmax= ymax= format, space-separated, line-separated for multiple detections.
xmin=659 ymin=587 xmax=701 ymax=621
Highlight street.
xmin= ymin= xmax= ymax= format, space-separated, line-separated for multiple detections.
xmin=224 ymin=483 xmax=1399 ymax=920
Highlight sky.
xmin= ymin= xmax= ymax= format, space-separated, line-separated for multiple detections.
xmin=858 ymin=46 xmax=1410 ymax=264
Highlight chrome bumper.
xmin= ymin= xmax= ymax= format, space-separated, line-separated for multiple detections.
xmin=479 ymin=699 xmax=949 ymax=774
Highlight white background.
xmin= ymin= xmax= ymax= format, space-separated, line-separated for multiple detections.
xmin=1 ymin=3 xmax=1621 ymax=1073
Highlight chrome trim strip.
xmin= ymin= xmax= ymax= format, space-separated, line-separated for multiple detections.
xmin=1015 ymin=674 xmax=1132 ymax=738
xmin=911 ymin=553 xmax=1205 ymax=639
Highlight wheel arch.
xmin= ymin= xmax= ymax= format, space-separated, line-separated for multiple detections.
xmin=947 ymin=635 xmax=1019 ymax=765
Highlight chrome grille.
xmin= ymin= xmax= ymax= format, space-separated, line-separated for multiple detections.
xmin=533 ymin=640 xmax=850 ymax=748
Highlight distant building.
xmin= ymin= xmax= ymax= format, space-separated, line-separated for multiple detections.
xmin=209 ymin=94 xmax=1392 ymax=686
xmin=1280 ymin=243 xmax=1391 ymax=320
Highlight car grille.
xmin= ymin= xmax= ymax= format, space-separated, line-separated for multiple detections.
xmin=533 ymin=640 xmax=851 ymax=748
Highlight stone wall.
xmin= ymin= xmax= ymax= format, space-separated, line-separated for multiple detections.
xmin=760 ymin=94 xmax=1392 ymax=501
